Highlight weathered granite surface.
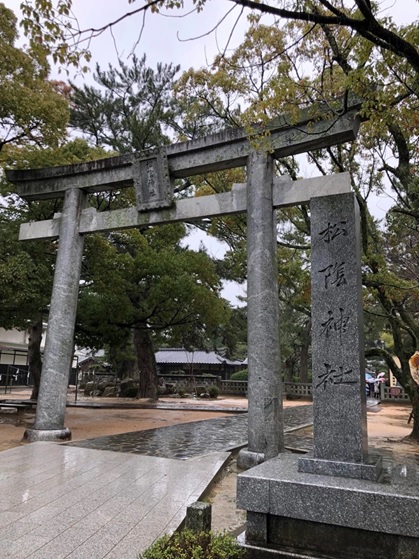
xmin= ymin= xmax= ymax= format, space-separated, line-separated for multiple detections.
xmin=239 ymin=517 xmax=419 ymax=559
xmin=298 ymin=192 xmax=373 ymax=479
xmin=6 ymin=103 xmax=360 ymax=200
xmin=185 ymin=501 xmax=212 ymax=533
xmin=239 ymin=151 xmax=282 ymax=468
xmin=19 ymin=173 xmax=352 ymax=241
xmin=237 ymin=454 xmax=419 ymax=539
xmin=298 ymin=452 xmax=382 ymax=481
xmin=133 ymin=148 xmax=173 ymax=212
xmin=24 ymin=188 xmax=86 ymax=442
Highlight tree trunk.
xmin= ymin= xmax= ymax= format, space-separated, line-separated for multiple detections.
xmin=119 ymin=357 xmax=136 ymax=379
xmin=409 ymin=386 xmax=419 ymax=440
xmin=283 ymin=356 xmax=295 ymax=383
xmin=28 ymin=319 xmax=43 ymax=400
xmin=133 ymin=327 xmax=158 ymax=400
xmin=299 ymin=318 xmax=311 ymax=383
xmin=108 ymin=335 xmax=137 ymax=379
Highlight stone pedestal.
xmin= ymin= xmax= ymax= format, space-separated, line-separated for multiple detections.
xmin=237 ymin=454 xmax=419 ymax=559
xmin=236 ymin=192 xmax=418 ymax=559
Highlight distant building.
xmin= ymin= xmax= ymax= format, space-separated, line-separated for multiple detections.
xmin=155 ymin=348 xmax=246 ymax=380
xmin=63 ymin=347 xmax=247 ymax=382
xmin=77 ymin=350 xmax=107 ymax=374
xmin=0 ymin=327 xmax=81 ymax=386
xmin=0 ymin=327 xmax=46 ymax=386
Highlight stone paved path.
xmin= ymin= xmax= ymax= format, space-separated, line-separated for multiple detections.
xmin=0 ymin=443 xmax=229 ymax=559
xmin=0 ymin=405 xmax=313 ymax=559
xmin=66 ymin=405 xmax=313 ymax=459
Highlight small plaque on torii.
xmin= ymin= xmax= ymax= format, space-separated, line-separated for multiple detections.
xmin=133 ymin=148 xmax=173 ymax=212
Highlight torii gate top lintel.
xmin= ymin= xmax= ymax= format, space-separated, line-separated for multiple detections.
xmin=6 ymin=100 xmax=361 ymax=202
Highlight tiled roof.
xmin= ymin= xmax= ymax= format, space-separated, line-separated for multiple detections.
xmin=155 ymin=348 xmax=246 ymax=367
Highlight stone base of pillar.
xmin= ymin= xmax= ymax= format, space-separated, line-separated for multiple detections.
xmin=237 ymin=454 xmax=419 ymax=559
xmin=23 ymin=428 xmax=72 ymax=442
xmin=237 ymin=448 xmax=266 ymax=470
xmin=298 ymin=453 xmax=383 ymax=481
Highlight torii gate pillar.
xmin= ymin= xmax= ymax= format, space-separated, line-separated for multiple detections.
xmin=25 ymin=187 xmax=87 ymax=441
xmin=239 ymin=151 xmax=283 ymax=467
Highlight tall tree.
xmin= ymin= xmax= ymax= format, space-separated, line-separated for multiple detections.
xmin=70 ymin=55 xmax=180 ymax=153
xmin=70 ymin=57 xmax=231 ymax=398
xmin=76 ymin=227 xmax=230 ymax=399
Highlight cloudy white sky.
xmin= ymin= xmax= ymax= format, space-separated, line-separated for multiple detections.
xmin=70 ymin=1 xmax=248 ymax=71
xmin=8 ymin=0 xmax=417 ymax=72
xmin=8 ymin=0 xmax=251 ymax=74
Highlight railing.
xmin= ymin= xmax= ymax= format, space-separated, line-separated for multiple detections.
xmin=220 ymin=381 xmax=313 ymax=398
xmin=220 ymin=380 xmax=410 ymax=402
xmin=220 ymin=380 xmax=248 ymax=395
xmin=158 ymin=374 xmax=221 ymax=393
xmin=284 ymin=382 xmax=312 ymax=398
xmin=380 ymin=383 xmax=410 ymax=401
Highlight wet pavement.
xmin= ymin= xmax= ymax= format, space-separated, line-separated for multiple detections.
xmin=0 ymin=404 xmax=314 ymax=559
xmin=66 ymin=405 xmax=313 ymax=459
xmin=0 ymin=443 xmax=230 ymax=559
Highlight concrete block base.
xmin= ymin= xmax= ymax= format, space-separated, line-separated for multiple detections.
xmin=237 ymin=454 xmax=419 ymax=559
xmin=23 ymin=427 xmax=72 ymax=442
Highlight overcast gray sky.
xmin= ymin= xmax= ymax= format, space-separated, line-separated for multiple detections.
xmin=70 ymin=0 xmax=249 ymax=71
xmin=7 ymin=1 xmax=418 ymax=73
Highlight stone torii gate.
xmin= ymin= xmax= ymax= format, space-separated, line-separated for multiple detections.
xmin=6 ymin=102 xmax=360 ymax=468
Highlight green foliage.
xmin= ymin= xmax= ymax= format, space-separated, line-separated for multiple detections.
xmin=0 ymin=139 xmax=104 ymax=333
xmin=20 ymin=0 xmax=91 ymax=69
xmin=207 ymin=385 xmax=219 ymax=399
xmin=70 ymin=55 xmax=180 ymax=153
xmin=0 ymin=3 xmax=68 ymax=153
xmin=76 ymin=227 xmax=229 ymax=349
xmin=230 ymin=369 xmax=248 ymax=381
xmin=139 ymin=529 xmax=245 ymax=559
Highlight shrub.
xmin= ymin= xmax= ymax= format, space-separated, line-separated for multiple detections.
xmin=207 ymin=385 xmax=220 ymax=399
xmin=139 ymin=529 xmax=246 ymax=559
xmin=230 ymin=369 xmax=248 ymax=381
xmin=121 ymin=386 xmax=139 ymax=398
xmin=177 ymin=387 xmax=186 ymax=398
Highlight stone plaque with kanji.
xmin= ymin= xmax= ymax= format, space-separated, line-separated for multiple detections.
xmin=134 ymin=148 xmax=173 ymax=212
